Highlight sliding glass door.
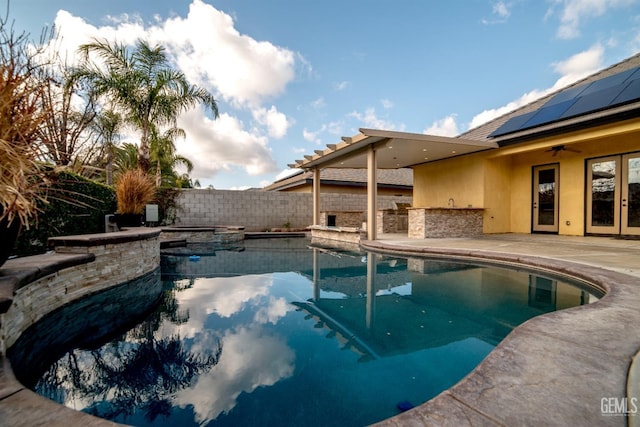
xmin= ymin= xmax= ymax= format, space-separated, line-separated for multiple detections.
xmin=622 ymin=153 xmax=640 ymax=235
xmin=587 ymin=153 xmax=640 ymax=236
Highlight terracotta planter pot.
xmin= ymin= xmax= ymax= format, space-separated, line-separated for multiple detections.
xmin=0 ymin=214 xmax=21 ymax=268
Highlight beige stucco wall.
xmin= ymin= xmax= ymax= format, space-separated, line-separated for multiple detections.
xmin=413 ymin=154 xmax=485 ymax=209
xmin=413 ymin=118 xmax=640 ymax=236
xmin=483 ymin=156 xmax=513 ymax=233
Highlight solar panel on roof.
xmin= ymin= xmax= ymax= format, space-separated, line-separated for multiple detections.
xmin=579 ymin=66 xmax=639 ymax=96
xmin=489 ymin=64 xmax=640 ymax=138
xmin=543 ymin=83 xmax=590 ymax=107
xmin=560 ymin=82 xmax=630 ymax=119
xmin=626 ymin=67 xmax=640 ymax=82
xmin=522 ymin=98 xmax=578 ymax=129
xmin=487 ymin=111 xmax=536 ymax=137
xmin=612 ymin=78 xmax=640 ymax=105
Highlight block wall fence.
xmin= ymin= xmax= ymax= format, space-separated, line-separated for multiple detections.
xmin=174 ymin=189 xmax=413 ymax=230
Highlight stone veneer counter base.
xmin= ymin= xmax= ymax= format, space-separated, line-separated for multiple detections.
xmin=408 ymin=207 xmax=484 ymax=238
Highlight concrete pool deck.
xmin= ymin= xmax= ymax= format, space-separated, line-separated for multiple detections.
xmin=0 ymin=233 xmax=638 ymax=426
xmin=363 ymin=233 xmax=640 ymax=427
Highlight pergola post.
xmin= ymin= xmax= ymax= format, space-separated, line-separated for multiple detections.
xmin=367 ymin=145 xmax=377 ymax=240
xmin=312 ymin=167 xmax=321 ymax=226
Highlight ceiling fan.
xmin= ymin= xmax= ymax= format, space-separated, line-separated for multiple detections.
xmin=545 ymin=144 xmax=581 ymax=156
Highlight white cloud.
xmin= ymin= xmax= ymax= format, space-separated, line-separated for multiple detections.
xmin=494 ymin=1 xmax=511 ymax=18
xmin=271 ymin=168 xmax=302 ymax=183
xmin=326 ymin=120 xmax=345 ymax=135
xmin=381 ymin=98 xmax=394 ymax=109
xmin=48 ymin=10 xmax=146 ymax=63
xmin=252 ymin=106 xmax=292 ymax=139
xmin=468 ymin=92 xmax=544 ymax=129
xmin=482 ymin=1 xmax=512 ymax=24
xmin=551 ymin=44 xmax=604 ymax=86
xmin=468 ymin=45 xmax=604 ymax=129
xmin=49 ymin=1 xmax=296 ymax=186
xmin=348 ymin=108 xmax=404 ymax=131
xmin=303 ymin=126 xmax=324 ymax=143
xmin=334 ymin=81 xmax=349 ymax=91
xmin=160 ymin=0 xmax=296 ymax=107
xmin=424 ymin=115 xmax=460 ymax=136
xmin=177 ymin=110 xmax=279 ymax=179
xmin=549 ymin=0 xmax=638 ymax=39
xmin=310 ymin=97 xmax=326 ymax=109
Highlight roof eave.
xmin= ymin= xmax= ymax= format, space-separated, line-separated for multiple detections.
xmin=293 ymin=128 xmax=498 ymax=170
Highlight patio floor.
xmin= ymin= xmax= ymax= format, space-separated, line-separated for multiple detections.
xmin=362 ymin=233 xmax=640 ymax=427
xmin=374 ymin=233 xmax=640 ymax=277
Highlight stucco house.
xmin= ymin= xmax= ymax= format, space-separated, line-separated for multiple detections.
xmin=293 ymin=53 xmax=640 ymax=240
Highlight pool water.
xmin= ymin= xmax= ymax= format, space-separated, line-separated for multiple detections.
xmin=8 ymin=238 xmax=599 ymax=426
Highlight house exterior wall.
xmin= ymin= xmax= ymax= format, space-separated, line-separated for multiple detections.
xmin=412 ymin=118 xmax=640 ymax=236
xmin=484 ymin=156 xmax=513 ymax=234
xmin=413 ymin=154 xmax=485 ymax=209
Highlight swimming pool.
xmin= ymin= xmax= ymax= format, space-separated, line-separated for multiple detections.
xmin=8 ymin=238 xmax=600 ymax=426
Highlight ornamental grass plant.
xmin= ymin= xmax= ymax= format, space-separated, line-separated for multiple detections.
xmin=0 ymin=24 xmax=51 ymax=266
xmin=115 ymin=169 xmax=156 ymax=215
xmin=0 ymin=31 xmax=48 ymax=228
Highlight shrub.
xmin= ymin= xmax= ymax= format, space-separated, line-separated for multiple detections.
xmin=154 ymin=187 xmax=181 ymax=225
xmin=14 ymin=169 xmax=116 ymax=256
xmin=115 ymin=169 xmax=156 ymax=215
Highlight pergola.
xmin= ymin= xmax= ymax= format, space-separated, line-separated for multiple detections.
xmin=290 ymin=128 xmax=498 ymax=240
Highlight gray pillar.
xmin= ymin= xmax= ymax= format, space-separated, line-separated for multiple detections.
xmin=313 ymin=168 xmax=320 ymax=226
xmin=367 ymin=146 xmax=377 ymax=240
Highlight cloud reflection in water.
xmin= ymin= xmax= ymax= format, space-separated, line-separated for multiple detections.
xmin=171 ymin=274 xmax=297 ymax=423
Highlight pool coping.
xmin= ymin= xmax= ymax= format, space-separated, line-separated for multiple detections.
xmin=0 ymin=234 xmax=638 ymax=426
xmin=362 ymin=238 xmax=640 ymax=426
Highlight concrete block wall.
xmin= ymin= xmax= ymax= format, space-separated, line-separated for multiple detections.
xmin=175 ymin=189 xmax=412 ymax=231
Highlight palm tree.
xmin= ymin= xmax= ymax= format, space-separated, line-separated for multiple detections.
xmin=149 ymin=126 xmax=193 ymax=187
xmin=70 ymin=38 xmax=219 ymax=174
xmin=113 ymin=142 xmax=139 ymax=176
xmin=92 ymin=110 xmax=122 ymax=185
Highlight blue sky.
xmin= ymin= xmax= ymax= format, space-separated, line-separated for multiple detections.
xmin=9 ymin=0 xmax=640 ymax=189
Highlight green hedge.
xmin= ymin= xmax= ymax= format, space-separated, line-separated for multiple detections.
xmin=14 ymin=170 xmax=117 ymax=257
